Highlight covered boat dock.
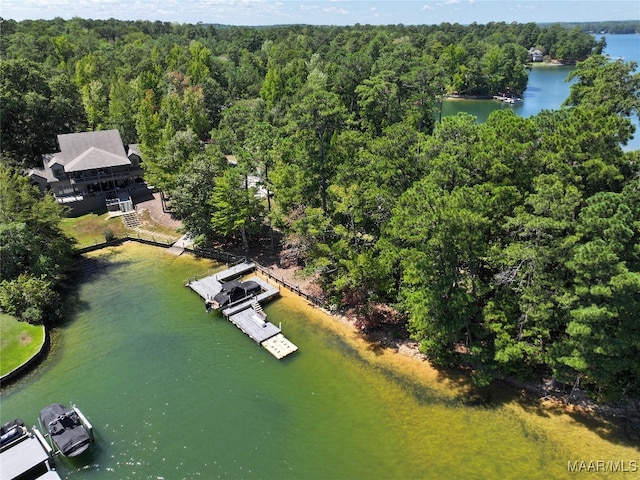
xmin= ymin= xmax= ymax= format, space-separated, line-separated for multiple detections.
xmin=187 ymin=262 xmax=298 ymax=359
xmin=0 ymin=427 xmax=61 ymax=480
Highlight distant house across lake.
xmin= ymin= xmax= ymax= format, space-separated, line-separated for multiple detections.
xmin=27 ymin=130 xmax=150 ymax=216
xmin=529 ymin=47 xmax=544 ymax=62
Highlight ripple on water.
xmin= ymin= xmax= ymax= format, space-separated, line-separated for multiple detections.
xmin=0 ymin=243 xmax=636 ymax=480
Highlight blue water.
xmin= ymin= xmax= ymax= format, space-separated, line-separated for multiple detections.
xmin=443 ymin=34 xmax=640 ymax=151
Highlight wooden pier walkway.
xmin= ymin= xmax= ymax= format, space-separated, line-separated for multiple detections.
xmin=186 ymin=262 xmax=298 ymax=359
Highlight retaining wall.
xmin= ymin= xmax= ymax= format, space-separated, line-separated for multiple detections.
xmin=0 ymin=325 xmax=49 ymax=388
xmin=2 ymin=238 xmax=328 ymax=387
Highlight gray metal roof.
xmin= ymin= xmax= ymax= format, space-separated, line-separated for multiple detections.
xmin=57 ymin=129 xmax=127 ymax=164
xmin=64 ymin=147 xmax=131 ymax=172
xmin=127 ymin=144 xmax=142 ymax=158
xmin=0 ymin=435 xmax=50 ymax=479
xmin=25 ymin=168 xmax=56 ymax=182
xmin=45 ymin=153 xmax=62 ymax=169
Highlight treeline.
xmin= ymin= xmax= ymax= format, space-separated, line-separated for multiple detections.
xmin=1 ymin=18 xmax=639 ymax=400
xmin=1 ymin=18 xmax=601 ymax=167
xmin=567 ymin=21 xmax=640 ymax=34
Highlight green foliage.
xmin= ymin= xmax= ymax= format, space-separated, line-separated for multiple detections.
xmin=2 ymin=18 xmax=639 ymax=398
xmin=210 ymin=167 xmax=265 ymax=253
xmin=144 ymin=129 xmax=203 ymax=192
xmin=170 ymin=145 xmax=228 ymax=245
xmin=280 ymin=83 xmax=348 ymax=214
xmin=565 ymin=55 xmax=640 ymax=117
xmin=551 ymin=184 xmax=640 ymax=399
xmin=104 ymin=227 xmax=116 ymax=242
xmin=0 ymin=165 xmax=74 ymax=324
xmin=0 ymin=274 xmax=61 ymax=325
xmin=0 ymin=59 xmax=86 ymax=167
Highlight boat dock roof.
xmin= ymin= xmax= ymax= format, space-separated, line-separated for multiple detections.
xmin=187 ymin=262 xmax=298 ymax=359
xmin=187 ymin=262 xmax=257 ymax=300
xmin=0 ymin=430 xmax=60 ymax=480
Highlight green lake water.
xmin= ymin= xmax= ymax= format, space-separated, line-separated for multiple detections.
xmin=1 ymin=243 xmax=637 ymax=479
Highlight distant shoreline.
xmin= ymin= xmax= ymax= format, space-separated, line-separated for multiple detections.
xmin=528 ymin=61 xmax=574 ymax=68
xmin=445 ymin=94 xmax=493 ymax=100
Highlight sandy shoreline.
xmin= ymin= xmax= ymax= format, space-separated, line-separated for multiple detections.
xmin=141 ymin=193 xmax=640 ymax=436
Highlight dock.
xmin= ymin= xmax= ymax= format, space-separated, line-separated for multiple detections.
xmin=187 ymin=262 xmax=298 ymax=359
xmin=493 ymin=94 xmax=523 ymax=104
xmin=0 ymin=426 xmax=60 ymax=480
xmin=186 ymin=262 xmax=257 ymax=300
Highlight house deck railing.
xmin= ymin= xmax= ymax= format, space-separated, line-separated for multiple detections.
xmin=69 ymin=168 xmax=144 ymax=185
xmin=55 ymin=183 xmax=149 ymax=201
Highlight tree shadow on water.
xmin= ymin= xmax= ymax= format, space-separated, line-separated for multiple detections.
xmin=358 ymin=324 xmax=640 ymax=449
xmin=57 ymin=255 xmax=133 ymax=328
xmin=463 ymin=378 xmax=640 ymax=449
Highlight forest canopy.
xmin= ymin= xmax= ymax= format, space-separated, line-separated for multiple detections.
xmin=1 ymin=18 xmax=639 ymax=400
xmin=0 ymin=164 xmax=75 ymax=325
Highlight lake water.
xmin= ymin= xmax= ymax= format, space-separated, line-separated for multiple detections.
xmin=442 ymin=34 xmax=640 ymax=151
xmin=1 ymin=243 xmax=638 ymax=479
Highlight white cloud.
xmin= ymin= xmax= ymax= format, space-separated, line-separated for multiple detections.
xmin=322 ymin=6 xmax=348 ymax=14
xmin=3 ymin=0 xmax=639 ymax=27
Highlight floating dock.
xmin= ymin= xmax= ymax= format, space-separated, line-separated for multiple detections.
xmin=0 ymin=426 xmax=60 ymax=480
xmin=187 ymin=262 xmax=298 ymax=359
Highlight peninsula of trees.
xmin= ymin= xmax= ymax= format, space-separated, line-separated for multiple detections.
xmin=1 ymin=18 xmax=639 ymax=401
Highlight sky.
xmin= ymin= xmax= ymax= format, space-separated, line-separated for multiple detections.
xmin=1 ymin=0 xmax=638 ymax=26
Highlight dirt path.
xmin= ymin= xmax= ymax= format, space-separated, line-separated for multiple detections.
xmin=135 ymin=192 xmax=182 ymax=229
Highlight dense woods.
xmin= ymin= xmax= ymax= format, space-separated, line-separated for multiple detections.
xmin=0 ymin=164 xmax=74 ymax=325
xmin=1 ymin=18 xmax=639 ymax=400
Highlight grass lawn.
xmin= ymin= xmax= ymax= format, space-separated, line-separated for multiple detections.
xmin=61 ymin=211 xmax=180 ymax=248
xmin=0 ymin=314 xmax=45 ymax=376
xmin=61 ymin=212 xmax=129 ymax=247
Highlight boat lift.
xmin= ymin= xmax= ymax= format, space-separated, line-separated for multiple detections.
xmin=38 ymin=405 xmax=94 ymax=456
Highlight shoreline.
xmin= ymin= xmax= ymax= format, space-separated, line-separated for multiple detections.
xmin=12 ymin=241 xmax=637 ymax=477
xmin=443 ymin=59 xmax=572 ymax=102
xmin=252 ymin=243 xmax=640 ymax=432
xmin=445 ymin=94 xmax=494 ymax=100
xmin=101 ymin=233 xmax=640 ymax=437
xmin=528 ymin=61 xmax=574 ymax=67
xmin=255 ymin=251 xmax=640 ymax=434
xmin=10 ymin=192 xmax=638 ymax=438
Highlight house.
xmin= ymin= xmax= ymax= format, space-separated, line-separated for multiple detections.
xmin=27 ymin=130 xmax=149 ymax=216
xmin=529 ymin=48 xmax=544 ymax=62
